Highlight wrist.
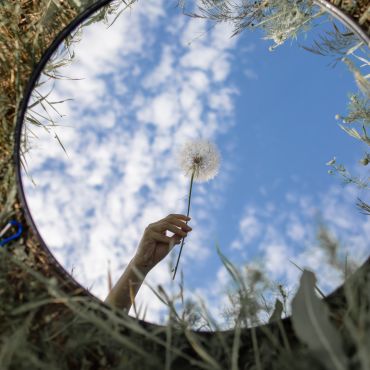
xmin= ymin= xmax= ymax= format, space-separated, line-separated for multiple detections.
xmin=129 ymin=257 xmax=151 ymax=276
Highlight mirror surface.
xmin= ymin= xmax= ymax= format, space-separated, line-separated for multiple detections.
xmin=21 ymin=0 xmax=369 ymax=327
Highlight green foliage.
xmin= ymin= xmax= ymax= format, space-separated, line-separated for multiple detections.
xmin=326 ymin=156 xmax=369 ymax=189
xmin=216 ymin=245 xmax=276 ymax=328
xmin=356 ymin=197 xmax=370 ymax=215
xmin=216 ymin=250 xmax=292 ymax=329
xmin=302 ymin=35 xmax=370 ymax=212
xmin=219 ymin=222 xmax=360 ymax=330
xmin=2 ymin=233 xmax=370 ymax=369
xmin=327 ymin=52 xmax=370 ymax=213
xmin=181 ymin=0 xmax=323 ymax=50
xmin=316 ymin=225 xmax=358 ymax=278
xmin=259 ymin=0 xmax=322 ymax=51
xmin=301 ymin=22 xmax=361 ymax=63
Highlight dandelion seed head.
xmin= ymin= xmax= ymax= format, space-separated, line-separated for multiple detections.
xmin=178 ymin=139 xmax=220 ymax=182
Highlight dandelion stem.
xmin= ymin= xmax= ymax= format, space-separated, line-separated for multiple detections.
xmin=172 ymin=169 xmax=195 ymax=280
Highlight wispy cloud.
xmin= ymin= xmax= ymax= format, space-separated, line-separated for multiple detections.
xmin=243 ymin=68 xmax=258 ymax=80
xmin=228 ymin=183 xmax=369 ymax=296
xmin=22 ymin=1 xmax=243 ymax=323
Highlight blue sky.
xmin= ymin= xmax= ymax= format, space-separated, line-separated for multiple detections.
xmin=22 ymin=0 xmax=369 ymax=327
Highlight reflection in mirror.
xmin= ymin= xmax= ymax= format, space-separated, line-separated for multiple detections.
xmin=21 ymin=0 xmax=369 ymax=328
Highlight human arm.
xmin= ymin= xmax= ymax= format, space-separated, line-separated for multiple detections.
xmin=104 ymin=214 xmax=192 ymax=311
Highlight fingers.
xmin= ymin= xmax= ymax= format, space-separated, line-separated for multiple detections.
xmin=166 ymin=214 xmax=191 ymax=221
xmin=151 ymin=231 xmax=176 ymax=244
xmin=168 ymin=223 xmax=190 ymax=237
xmin=166 ymin=216 xmax=192 ymax=232
xmin=148 ymin=214 xmax=192 ymax=235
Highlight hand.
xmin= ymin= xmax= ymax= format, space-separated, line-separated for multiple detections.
xmin=132 ymin=214 xmax=192 ymax=272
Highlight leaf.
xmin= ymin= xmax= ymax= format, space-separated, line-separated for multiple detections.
xmin=216 ymin=244 xmax=245 ymax=289
xmin=343 ymin=58 xmax=370 ymax=98
xmin=184 ymin=328 xmax=223 ymax=370
xmin=344 ymin=41 xmax=363 ymax=56
xmin=291 ymin=270 xmax=347 ymax=370
xmin=339 ymin=125 xmax=361 ymax=139
xmin=268 ymin=299 xmax=283 ymax=323
xmin=288 ymin=259 xmax=325 ymax=298
xmin=340 ymin=125 xmax=370 ymax=146
xmin=231 ymin=320 xmax=241 ymax=370
xmin=54 ymin=133 xmax=69 ymax=158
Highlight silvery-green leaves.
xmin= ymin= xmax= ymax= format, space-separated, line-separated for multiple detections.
xmin=292 ymin=270 xmax=347 ymax=370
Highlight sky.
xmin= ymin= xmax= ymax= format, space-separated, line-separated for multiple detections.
xmin=21 ymin=0 xmax=369 ymax=328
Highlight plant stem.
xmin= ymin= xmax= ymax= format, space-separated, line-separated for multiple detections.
xmin=172 ymin=170 xmax=195 ymax=280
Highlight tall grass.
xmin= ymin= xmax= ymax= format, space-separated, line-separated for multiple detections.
xmin=1 ymin=235 xmax=370 ymax=369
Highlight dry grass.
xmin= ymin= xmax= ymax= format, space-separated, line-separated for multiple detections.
xmin=0 ymin=0 xmax=77 ymax=231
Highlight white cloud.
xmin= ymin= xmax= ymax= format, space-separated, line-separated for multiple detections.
xmin=179 ymin=14 xmax=207 ymax=47
xmin=229 ymin=183 xmax=370 ymax=301
xmin=179 ymin=84 xmax=199 ymax=111
xmin=243 ymin=68 xmax=258 ymax=80
xmin=286 ymin=219 xmax=305 ymax=242
xmin=143 ymin=45 xmax=175 ymax=89
xmin=137 ymin=91 xmax=181 ymax=128
xmin=264 ymin=242 xmax=290 ymax=277
xmin=180 ymin=47 xmax=219 ymax=73
xmin=210 ymin=22 xmax=238 ymax=50
xmin=21 ymin=0 xmax=244 ymax=325
xmin=231 ymin=208 xmax=261 ymax=249
xmin=211 ymin=54 xmax=232 ymax=82
xmin=208 ymin=87 xmax=236 ymax=114
xmin=187 ymin=70 xmax=209 ymax=91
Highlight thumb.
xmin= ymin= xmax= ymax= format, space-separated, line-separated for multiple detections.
xmin=169 ymin=236 xmax=182 ymax=251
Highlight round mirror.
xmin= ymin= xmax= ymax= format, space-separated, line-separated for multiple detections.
xmin=17 ymin=0 xmax=369 ymax=328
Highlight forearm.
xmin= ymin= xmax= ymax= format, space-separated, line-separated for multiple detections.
xmin=104 ymin=258 xmax=150 ymax=311
xmin=104 ymin=214 xmax=191 ymax=311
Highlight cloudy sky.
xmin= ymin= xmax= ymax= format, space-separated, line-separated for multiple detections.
xmin=21 ymin=0 xmax=369 ymax=327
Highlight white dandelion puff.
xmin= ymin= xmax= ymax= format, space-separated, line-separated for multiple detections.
xmin=178 ymin=140 xmax=220 ymax=182
xmin=172 ymin=139 xmax=220 ymax=280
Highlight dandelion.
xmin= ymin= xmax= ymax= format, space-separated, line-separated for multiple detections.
xmin=178 ymin=140 xmax=220 ymax=182
xmin=172 ymin=139 xmax=220 ymax=280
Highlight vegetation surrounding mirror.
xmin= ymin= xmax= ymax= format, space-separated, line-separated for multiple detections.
xmin=0 ymin=0 xmax=369 ymax=369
